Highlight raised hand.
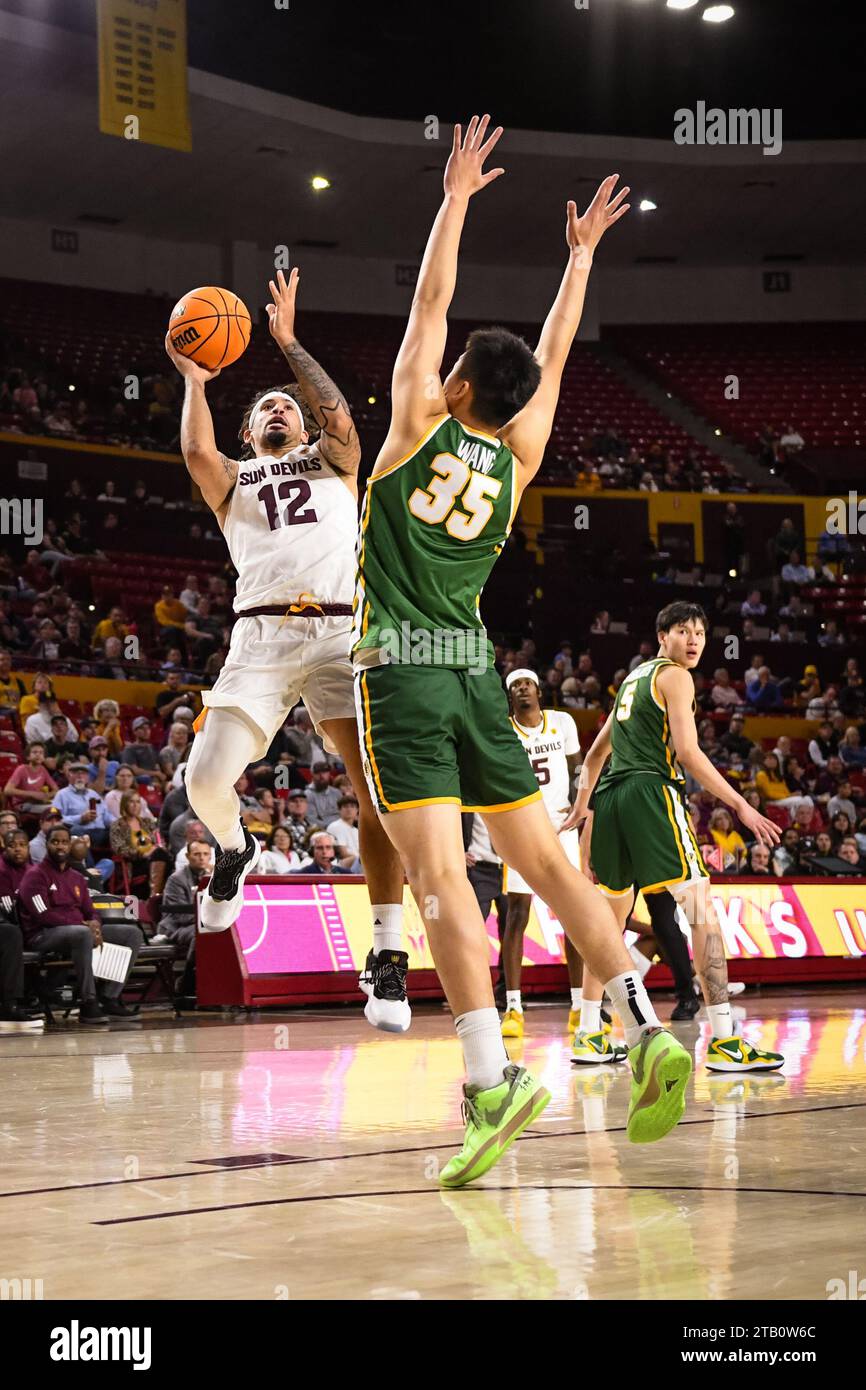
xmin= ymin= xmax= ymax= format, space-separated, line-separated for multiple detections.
xmin=164 ymin=332 xmax=221 ymax=382
xmin=566 ymin=175 xmax=630 ymax=264
xmin=266 ymin=267 xmax=299 ymax=349
xmin=444 ymin=114 xmax=505 ymax=201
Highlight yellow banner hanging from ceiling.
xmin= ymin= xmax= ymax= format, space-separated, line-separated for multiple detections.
xmin=97 ymin=0 xmax=192 ymax=152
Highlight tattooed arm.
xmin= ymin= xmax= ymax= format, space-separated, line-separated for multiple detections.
xmin=165 ymin=334 xmax=238 ymax=514
xmin=267 ymin=268 xmax=361 ymax=476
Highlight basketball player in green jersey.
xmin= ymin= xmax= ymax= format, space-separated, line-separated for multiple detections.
xmin=564 ymin=601 xmax=785 ymax=1073
xmin=352 ymin=114 xmax=693 ymax=1187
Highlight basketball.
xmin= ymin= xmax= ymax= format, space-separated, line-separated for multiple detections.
xmin=168 ymin=286 xmax=251 ymax=372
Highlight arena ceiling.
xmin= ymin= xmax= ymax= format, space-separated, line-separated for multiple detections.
xmin=1 ymin=3 xmax=865 ymax=270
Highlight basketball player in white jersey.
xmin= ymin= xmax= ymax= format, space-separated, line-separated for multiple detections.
xmin=164 ymin=269 xmax=409 ymax=1030
xmin=499 ymin=670 xmax=624 ymax=1061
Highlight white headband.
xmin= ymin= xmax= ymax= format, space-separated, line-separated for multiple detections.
xmin=506 ymin=668 xmax=540 ymax=690
xmin=248 ymin=391 xmax=305 ymax=433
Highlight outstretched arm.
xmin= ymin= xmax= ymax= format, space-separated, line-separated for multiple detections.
xmin=267 ymin=268 xmax=360 ymax=476
xmin=501 ymin=177 xmax=630 ymax=484
xmin=659 ymin=665 xmax=781 ymax=848
xmin=165 ymin=336 xmax=237 ymax=515
xmin=376 ymin=116 xmax=505 ymax=469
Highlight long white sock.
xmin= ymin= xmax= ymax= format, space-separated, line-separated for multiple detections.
xmin=628 ymin=943 xmax=652 ymax=979
xmin=580 ymin=998 xmax=601 ymax=1034
xmin=506 ymin=990 xmax=522 ymax=1015
xmin=570 ymin=987 xmax=582 ymax=1011
xmin=455 ymin=1007 xmax=509 ymax=1091
xmin=707 ymin=1002 xmax=734 ymax=1039
xmin=372 ymin=903 xmax=403 ymax=955
xmin=218 ymin=822 xmax=247 ymax=854
xmin=605 ymin=971 xmax=662 ymax=1049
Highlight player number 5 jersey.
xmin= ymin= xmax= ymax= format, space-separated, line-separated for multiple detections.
xmin=510 ymin=709 xmax=579 ymax=826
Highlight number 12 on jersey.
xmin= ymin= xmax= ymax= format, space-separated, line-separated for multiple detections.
xmin=257 ymin=480 xmax=318 ymax=531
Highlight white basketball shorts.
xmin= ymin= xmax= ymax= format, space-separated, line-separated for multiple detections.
xmin=201 ymin=614 xmax=356 ymax=757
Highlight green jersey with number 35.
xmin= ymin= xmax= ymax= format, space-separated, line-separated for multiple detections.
xmin=352 ymin=413 xmax=519 ymax=670
xmin=601 ymin=657 xmax=691 ymax=789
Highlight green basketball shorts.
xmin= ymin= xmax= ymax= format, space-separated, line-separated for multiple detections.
xmin=591 ymin=776 xmax=709 ymax=897
xmin=354 ymin=663 xmax=541 ymax=814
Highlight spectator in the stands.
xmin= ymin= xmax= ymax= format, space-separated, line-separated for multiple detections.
xmin=28 ymin=805 xmax=63 ymax=863
xmin=58 ymin=616 xmax=90 ymax=662
xmin=710 ymin=668 xmax=739 ymax=710
xmin=68 ymin=833 xmax=114 ymax=891
xmin=781 ymin=550 xmax=815 ymax=586
xmin=184 ymin=596 xmax=221 ymax=663
xmin=179 ymin=573 xmax=201 ymax=613
xmin=25 ymin=699 xmax=79 ymax=750
xmin=90 ymin=606 xmax=129 ymax=652
xmin=158 ymin=721 xmax=191 ymax=779
xmin=173 ymin=820 xmax=216 ymax=871
xmin=159 ymin=646 xmax=189 ymax=677
xmin=327 ymin=795 xmax=360 ymax=862
xmin=93 ymin=698 xmax=124 ymax=757
xmin=259 ymin=825 xmax=301 ymax=875
xmin=755 ymin=752 xmax=813 ymax=815
xmin=294 ymin=831 xmax=351 ymax=875
xmin=0 ymin=826 xmax=30 ymax=911
xmin=42 ymin=714 xmax=86 ymax=773
xmin=28 ymin=618 xmax=62 ymax=661
xmin=771 ymin=620 xmax=803 ymax=644
xmin=96 ymin=479 xmax=124 ymax=503
xmin=243 ymin=787 xmax=277 ymax=837
xmin=281 ymin=790 xmax=314 ymax=856
xmin=3 ymin=741 xmax=58 ymax=817
xmin=590 ymin=610 xmax=610 ymax=635
xmin=828 ymin=779 xmax=858 ymax=827
xmin=746 ymin=666 xmax=783 ymax=712
xmin=779 ymin=424 xmax=805 ymax=453
xmin=838 ymin=837 xmax=866 ymax=872
xmin=104 ymin=764 xmax=138 ymax=818
xmin=808 ymin=720 xmax=839 ymax=768
xmin=773 ymin=517 xmax=802 ymax=569
xmin=120 ymin=717 xmax=163 ymax=786
xmin=817 ymin=525 xmax=850 ymax=573
xmin=61 ymin=512 xmax=97 ymax=558
xmin=86 ymin=735 xmax=119 ymax=793
xmin=95 ymin=635 xmax=129 ymax=681
xmin=720 ymin=712 xmax=755 ymax=764
xmin=773 ymin=827 xmax=802 ymax=877
xmin=0 ymin=650 xmax=25 ymax=712
xmin=19 ymin=672 xmax=55 ymax=721
xmin=708 ymin=808 xmax=746 ymax=867
xmin=742 ymin=843 xmax=772 ymax=876
xmin=154 ymin=669 xmax=194 ymax=723
xmin=840 ymin=677 xmax=865 ymax=720
xmin=154 ymin=586 xmax=189 ymax=646
xmin=18 ymin=825 xmax=142 ymax=1022
xmin=818 ymin=619 xmax=845 ymax=648
xmin=839 ymin=726 xmax=866 ymax=769
xmin=283 ymin=708 xmax=325 ymax=769
xmin=806 ymin=683 xmax=839 ymax=721
xmin=792 ymin=801 xmax=821 ymax=850
xmin=109 ymin=792 xmax=170 ymax=896
xmin=52 ymin=762 xmax=116 ymax=847
xmin=628 ymin=641 xmax=654 ymax=672
xmin=159 ymin=839 xmax=213 ymax=983
xmin=741 ymin=589 xmax=766 ymax=619
xmin=779 ymin=592 xmax=807 ymax=624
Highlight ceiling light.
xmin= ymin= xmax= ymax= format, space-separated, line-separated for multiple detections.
xmin=667 ymin=0 xmax=699 ymax=9
xmin=311 ymin=175 xmax=331 ymax=191
xmin=702 ymin=4 xmax=735 ymax=21
xmin=639 ymin=199 xmax=657 ymax=212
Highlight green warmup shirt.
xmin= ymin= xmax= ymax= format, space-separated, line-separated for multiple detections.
xmin=599 ymin=657 xmax=690 ymax=791
xmin=352 ymin=413 xmax=518 ymax=672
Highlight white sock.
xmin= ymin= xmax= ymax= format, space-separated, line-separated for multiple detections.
xmin=506 ymin=990 xmax=522 ymax=1015
xmin=455 ymin=1007 xmax=509 ymax=1091
xmin=570 ymin=987 xmax=582 ymax=1011
xmin=580 ymin=998 xmax=601 ymax=1034
xmin=628 ymin=943 xmax=652 ymax=979
xmin=218 ymin=822 xmax=247 ymax=854
xmin=707 ymin=1003 xmax=734 ymax=1040
xmin=372 ymin=903 xmax=403 ymax=955
xmin=605 ymin=971 xmax=662 ymax=1049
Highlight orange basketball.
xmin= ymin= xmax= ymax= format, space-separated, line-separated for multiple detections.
xmin=168 ymin=286 xmax=251 ymax=371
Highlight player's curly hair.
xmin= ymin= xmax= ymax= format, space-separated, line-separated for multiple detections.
xmin=460 ymin=327 xmax=541 ymax=428
xmin=237 ymin=384 xmax=319 ymax=460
